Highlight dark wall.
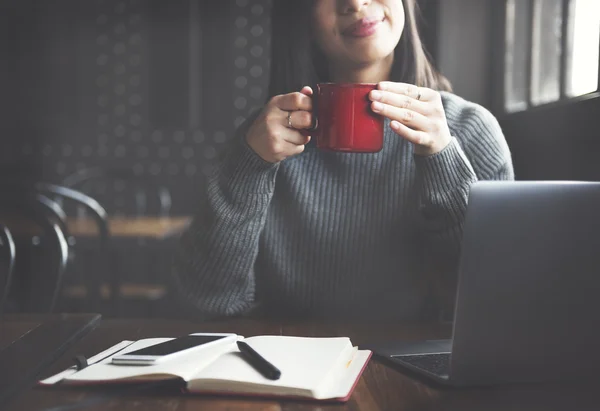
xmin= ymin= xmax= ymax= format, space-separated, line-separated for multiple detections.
xmin=436 ymin=0 xmax=494 ymax=107
xmin=0 ymin=0 xmax=271 ymax=214
xmin=499 ymin=95 xmax=600 ymax=181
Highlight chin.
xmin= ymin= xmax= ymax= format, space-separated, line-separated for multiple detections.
xmin=342 ymin=34 xmax=397 ymax=60
xmin=347 ymin=45 xmax=394 ymax=65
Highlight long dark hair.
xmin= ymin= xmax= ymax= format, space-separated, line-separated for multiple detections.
xmin=267 ymin=0 xmax=452 ymax=99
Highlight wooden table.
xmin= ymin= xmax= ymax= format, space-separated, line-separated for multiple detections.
xmin=0 ymin=314 xmax=101 ymax=406
xmin=4 ymin=316 xmax=600 ymax=411
xmin=67 ymin=216 xmax=192 ymax=240
xmin=0 ymin=216 xmax=192 ymax=315
xmin=62 ymin=216 xmax=193 ymax=313
xmin=2 ymin=216 xmax=193 ymax=240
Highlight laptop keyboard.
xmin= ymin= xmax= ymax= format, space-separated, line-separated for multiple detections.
xmin=392 ymin=353 xmax=450 ymax=376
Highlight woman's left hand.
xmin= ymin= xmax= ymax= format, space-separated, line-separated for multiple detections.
xmin=369 ymin=81 xmax=452 ymax=156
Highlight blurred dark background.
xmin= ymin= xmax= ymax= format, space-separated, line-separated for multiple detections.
xmin=0 ymin=0 xmax=598 ymax=318
xmin=0 ymin=0 xmax=273 ymax=213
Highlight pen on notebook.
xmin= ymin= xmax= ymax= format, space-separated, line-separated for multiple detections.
xmin=237 ymin=340 xmax=281 ymax=380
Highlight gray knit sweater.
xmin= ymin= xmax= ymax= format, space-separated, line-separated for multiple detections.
xmin=172 ymin=92 xmax=514 ymax=321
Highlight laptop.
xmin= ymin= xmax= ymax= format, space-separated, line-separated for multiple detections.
xmin=364 ymin=181 xmax=600 ymax=387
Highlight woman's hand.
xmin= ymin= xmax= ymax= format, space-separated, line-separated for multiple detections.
xmin=369 ymin=82 xmax=452 ymax=156
xmin=246 ymin=86 xmax=314 ymax=163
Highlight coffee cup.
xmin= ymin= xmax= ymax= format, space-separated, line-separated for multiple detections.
xmin=303 ymin=83 xmax=384 ymax=153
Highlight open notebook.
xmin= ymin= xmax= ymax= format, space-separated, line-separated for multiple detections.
xmin=40 ymin=335 xmax=372 ymax=402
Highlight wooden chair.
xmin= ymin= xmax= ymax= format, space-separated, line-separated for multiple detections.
xmin=0 ymin=224 xmax=16 ymax=316
xmin=36 ymin=183 xmax=114 ymax=315
xmin=0 ymin=193 xmax=69 ymax=313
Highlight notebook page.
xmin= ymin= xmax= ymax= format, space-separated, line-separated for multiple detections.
xmin=191 ymin=336 xmax=353 ymax=395
xmin=312 ymin=346 xmax=358 ymax=398
xmin=64 ymin=338 xmax=233 ymax=383
xmin=322 ymin=350 xmax=372 ymax=400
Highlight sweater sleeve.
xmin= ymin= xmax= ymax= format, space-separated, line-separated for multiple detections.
xmin=412 ymin=99 xmax=514 ymax=317
xmin=171 ymin=117 xmax=279 ymax=319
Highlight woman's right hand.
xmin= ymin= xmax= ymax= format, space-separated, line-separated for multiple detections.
xmin=245 ymin=86 xmax=313 ymax=163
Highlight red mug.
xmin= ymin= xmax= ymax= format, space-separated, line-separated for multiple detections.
xmin=305 ymin=83 xmax=384 ymax=153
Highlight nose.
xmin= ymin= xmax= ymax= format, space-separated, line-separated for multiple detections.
xmin=339 ymin=0 xmax=371 ymax=14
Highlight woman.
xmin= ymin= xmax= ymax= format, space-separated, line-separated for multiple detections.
xmin=172 ymin=0 xmax=514 ymax=321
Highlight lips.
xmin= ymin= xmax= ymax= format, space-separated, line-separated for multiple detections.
xmin=343 ymin=16 xmax=384 ymax=38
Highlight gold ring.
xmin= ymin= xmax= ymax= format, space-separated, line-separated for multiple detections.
xmin=287 ymin=111 xmax=293 ymax=128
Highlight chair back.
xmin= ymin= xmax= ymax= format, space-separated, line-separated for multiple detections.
xmin=36 ymin=183 xmax=109 ymax=242
xmin=0 ymin=224 xmax=16 ymax=316
xmin=36 ymin=183 xmax=111 ymax=311
xmin=0 ymin=193 xmax=69 ymax=312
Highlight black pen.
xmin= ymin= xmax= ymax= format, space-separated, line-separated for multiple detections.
xmin=237 ymin=341 xmax=281 ymax=380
